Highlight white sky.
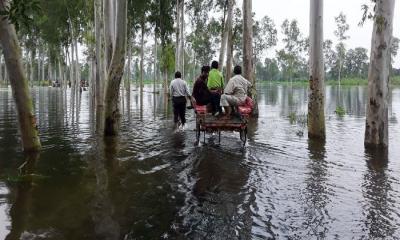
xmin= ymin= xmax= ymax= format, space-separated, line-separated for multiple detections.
xmin=250 ymin=0 xmax=400 ymax=68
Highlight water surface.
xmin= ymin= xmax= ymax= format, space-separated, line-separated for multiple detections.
xmin=0 ymin=85 xmax=399 ymax=239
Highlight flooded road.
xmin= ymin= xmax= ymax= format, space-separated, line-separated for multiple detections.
xmin=0 ymin=85 xmax=400 ymax=239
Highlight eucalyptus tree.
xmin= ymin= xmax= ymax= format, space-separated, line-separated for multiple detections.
xmin=253 ymin=16 xmax=277 ymax=79
xmin=364 ymin=0 xmax=395 ymax=149
xmin=104 ymin=0 xmax=128 ymax=136
xmin=0 ymin=0 xmax=41 ymax=151
xmin=334 ymin=12 xmax=349 ymax=84
xmin=278 ymin=19 xmax=304 ymax=83
xmin=343 ymin=47 xmax=368 ymax=78
xmin=323 ymin=39 xmax=337 ymax=79
xmin=150 ymin=0 xmax=174 ymax=92
xmin=242 ymin=0 xmax=253 ymax=82
xmin=308 ymin=0 xmax=325 ymax=139
xmin=224 ymin=0 xmax=235 ymax=80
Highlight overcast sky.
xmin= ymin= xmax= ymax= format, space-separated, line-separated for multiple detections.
xmin=250 ymin=0 xmax=400 ymax=68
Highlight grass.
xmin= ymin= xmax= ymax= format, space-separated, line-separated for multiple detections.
xmin=335 ymin=106 xmax=346 ymax=117
xmin=260 ymin=76 xmax=400 ymax=86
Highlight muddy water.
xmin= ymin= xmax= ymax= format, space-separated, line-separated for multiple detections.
xmin=0 ymin=85 xmax=399 ymax=239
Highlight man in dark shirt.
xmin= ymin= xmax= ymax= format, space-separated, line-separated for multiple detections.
xmin=192 ymin=66 xmax=211 ymax=106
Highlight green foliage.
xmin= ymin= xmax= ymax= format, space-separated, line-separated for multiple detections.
xmin=335 ymin=106 xmax=346 ymax=117
xmin=277 ymin=19 xmax=306 ymax=81
xmin=160 ymin=43 xmax=175 ymax=75
xmin=253 ymin=16 xmax=277 ymax=64
xmin=0 ymin=0 xmax=41 ymax=31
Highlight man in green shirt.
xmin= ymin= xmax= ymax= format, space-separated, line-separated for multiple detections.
xmin=207 ymin=61 xmax=224 ymax=116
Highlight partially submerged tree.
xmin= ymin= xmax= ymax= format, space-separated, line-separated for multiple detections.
xmin=0 ymin=0 xmax=41 ymax=151
xmin=308 ymin=0 xmax=325 ymax=139
xmin=364 ymin=0 xmax=395 ymax=148
xmin=103 ymin=0 xmax=128 ymax=136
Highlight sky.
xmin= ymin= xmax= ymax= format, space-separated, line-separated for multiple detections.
xmin=250 ymin=0 xmax=400 ymax=68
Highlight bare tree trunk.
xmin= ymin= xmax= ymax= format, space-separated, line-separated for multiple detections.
xmin=153 ymin=32 xmax=157 ymax=93
xmin=126 ymin=37 xmax=132 ymax=92
xmin=243 ymin=0 xmax=253 ymax=82
xmin=179 ymin=0 xmax=184 ymax=76
xmin=95 ymin=0 xmax=105 ymax=132
xmin=0 ymin=0 xmax=41 ymax=151
xmin=104 ymin=0 xmax=113 ymax=71
xmin=104 ymin=0 xmax=127 ymax=136
xmin=175 ymin=0 xmax=181 ymax=71
xmin=365 ymin=0 xmax=395 ymax=149
xmin=0 ymin=54 xmax=3 ymax=84
xmin=140 ymin=20 xmax=145 ymax=91
xmin=225 ymin=0 xmax=234 ymax=80
xmin=308 ymin=0 xmax=326 ymax=139
xmin=243 ymin=0 xmax=258 ymax=116
xmin=29 ymin=50 xmax=34 ymax=84
xmin=218 ymin=1 xmax=228 ymax=71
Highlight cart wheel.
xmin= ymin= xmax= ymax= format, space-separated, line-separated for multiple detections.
xmin=240 ymin=127 xmax=247 ymax=146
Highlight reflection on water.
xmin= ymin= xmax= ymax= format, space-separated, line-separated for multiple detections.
xmin=0 ymin=85 xmax=400 ymax=239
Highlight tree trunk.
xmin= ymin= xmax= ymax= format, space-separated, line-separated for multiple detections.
xmin=104 ymin=0 xmax=127 ymax=136
xmin=218 ymin=1 xmax=228 ymax=71
xmin=175 ymin=0 xmax=181 ymax=71
xmin=243 ymin=0 xmax=253 ymax=83
xmin=126 ymin=37 xmax=132 ymax=92
xmin=153 ymin=32 xmax=157 ymax=93
xmin=0 ymin=54 xmax=3 ymax=84
xmin=140 ymin=20 xmax=145 ymax=89
xmin=225 ymin=0 xmax=234 ymax=81
xmin=179 ymin=0 xmax=184 ymax=76
xmin=308 ymin=0 xmax=326 ymax=139
xmin=242 ymin=0 xmax=258 ymax=116
xmin=103 ymin=0 xmax=113 ymax=71
xmin=0 ymin=0 xmax=41 ymax=152
xmin=364 ymin=0 xmax=395 ymax=149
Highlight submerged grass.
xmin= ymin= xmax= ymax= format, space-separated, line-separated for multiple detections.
xmin=335 ymin=106 xmax=346 ymax=117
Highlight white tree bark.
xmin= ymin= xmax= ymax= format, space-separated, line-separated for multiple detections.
xmin=225 ymin=0 xmax=234 ymax=80
xmin=242 ymin=0 xmax=253 ymax=83
xmin=104 ymin=0 xmax=127 ymax=136
xmin=218 ymin=2 xmax=228 ymax=71
xmin=175 ymin=0 xmax=181 ymax=71
xmin=153 ymin=32 xmax=157 ymax=93
xmin=0 ymin=53 xmax=3 ymax=84
xmin=308 ymin=0 xmax=326 ymax=139
xmin=365 ymin=0 xmax=395 ymax=148
xmin=0 ymin=0 xmax=41 ymax=151
xmin=179 ymin=0 xmax=184 ymax=75
xmin=104 ymin=0 xmax=113 ymax=71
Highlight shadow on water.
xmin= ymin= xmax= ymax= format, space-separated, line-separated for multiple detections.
xmin=362 ymin=148 xmax=396 ymax=239
xmin=177 ymin=144 xmax=252 ymax=240
xmin=302 ymin=138 xmax=331 ymax=238
xmin=5 ymin=153 xmax=40 ymax=240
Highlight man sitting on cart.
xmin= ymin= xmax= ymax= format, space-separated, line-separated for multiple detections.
xmin=220 ymin=65 xmax=252 ymax=117
xmin=207 ymin=61 xmax=224 ymax=116
xmin=192 ymin=65 xmax=211 ymax=106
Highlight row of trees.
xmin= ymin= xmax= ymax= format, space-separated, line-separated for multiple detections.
xmin=0 ymin=0 xmax=395 ymax=152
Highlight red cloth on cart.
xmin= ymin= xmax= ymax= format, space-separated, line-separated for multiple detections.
xmin=195 ymin=105 xmax=207 ymax=114
xmin=238 ymin=97 xmax=254 ymax=115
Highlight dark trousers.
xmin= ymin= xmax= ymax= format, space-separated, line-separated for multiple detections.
xmin=172 ymin=96 xmax=187 ymax=125
xmin=210 ymin=92 xmax=222 ymax=114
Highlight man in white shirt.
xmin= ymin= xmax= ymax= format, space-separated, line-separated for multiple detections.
xmin=220 ymin=66 xmax=252 ymax=117
xmin=169 ymin=71 xmax=191 ymax=128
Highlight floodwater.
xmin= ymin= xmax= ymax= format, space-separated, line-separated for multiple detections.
xmin=0 ymin=84 xmax=400 ymax=239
